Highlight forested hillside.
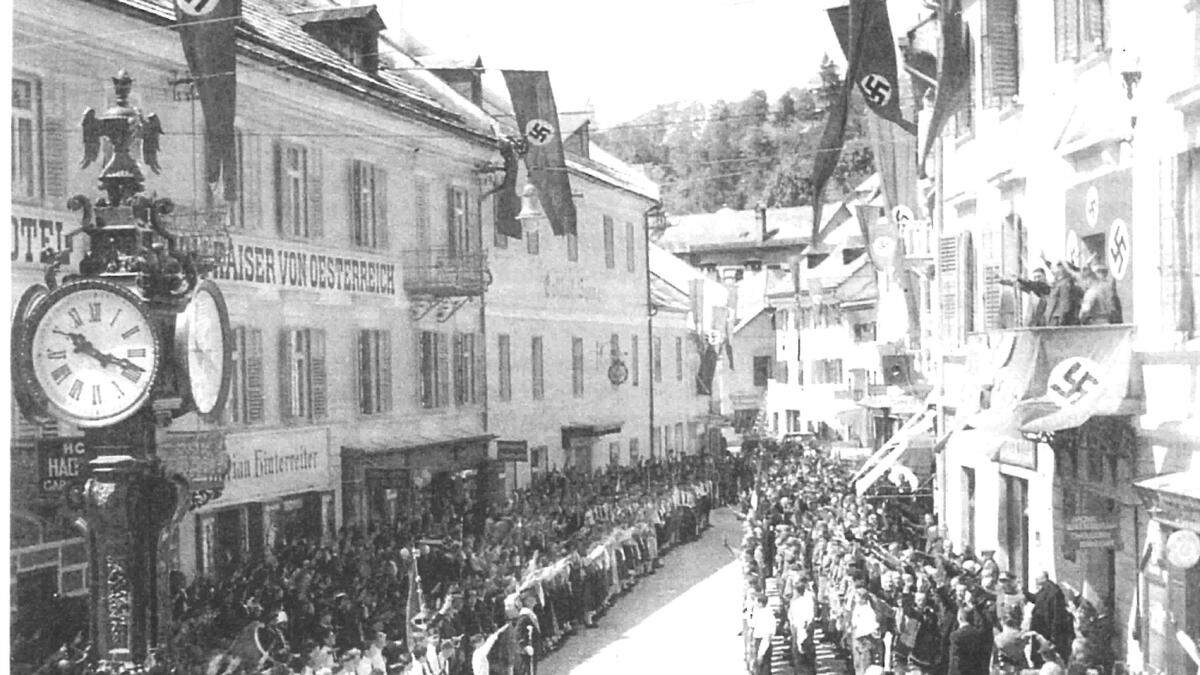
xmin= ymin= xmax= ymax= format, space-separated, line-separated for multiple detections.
xmin=595 ymin=57 xmax=874 ymax=215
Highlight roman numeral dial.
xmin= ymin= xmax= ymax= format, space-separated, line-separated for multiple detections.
xmin=25 ymin=281 xmax=160 ymax=428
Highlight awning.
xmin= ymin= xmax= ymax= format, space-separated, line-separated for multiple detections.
xmin=342 ymin=433 xmax=496 ymax=471
xmin=562 ymin=420 xmax=624 ymax=437
xmin=1133 ymin=472 xmax=1200 ymax=507
xmin=857 ymin=394 xmax=927 ymax=417
xmin=853 ymin=407 xmax=937 ymax=496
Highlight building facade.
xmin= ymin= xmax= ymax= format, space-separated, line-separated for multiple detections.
xmin=11 ymin=0 xmax=500 ymax=653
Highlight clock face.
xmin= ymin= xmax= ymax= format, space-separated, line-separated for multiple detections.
xmin=24 ymin=281 xmax=159 ymax=427
xmin=176 ymin=280 xmax=231 ymax=417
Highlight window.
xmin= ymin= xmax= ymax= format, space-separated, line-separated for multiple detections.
xmin=12 ymin=77 xmax=39 ymax=200
xmin=653 ymin=337 xmax=663 ymax=382
xmin=674 ymin=423 xmax=684 ymax=454
xmin=357 ymin=329 xmax=392 ymax=415
xmin=571 ymin=337 xmax=584 ymax=397
xmin=629 ymin=438 xmax=640 ymax=464
xmin=447 ymin=186 xmax=472 ymax=255
xmin=531 ymin=336 xmax=544 ymax=400
xmin=452 ymin=332 xmax=477 ymax=405
xmin=603 ymin=215 xmax=615 ymax=268
xmin=567 ymin=232 xmax=578 ymax=262
xmin=982 ymin=0 xmax=1020 ymax=107
xmin=279 ymin=328 xmax=327 ymax=422
xmin=497 ymin=334 xmax=512 ymax=402
xmin=526 ymin=228 xmax=540 ymax=255
xmin=419 ymin=331 xmax=451 ymax=408
xmin=775 ymin=360 xmax=789 ymax=383
xmin=625 ymin=222 xmax=637 ymax=272
xmin=608 ymin=441 xmax=620 ymax=466
xmin=275 ymin=142 xmax=322 ymax=238
xmin=675 ymin=337 xmax=683 ymax=381
xmin=227 ymin=326 xmax=264 ymax=424
xmin=853 ymin=322 xmax=877 ymax=343
xmin=752 ymin=356 xmax=772 ymax=386
xmin=351 ymin=160 xmax=388 ymax=248
xmin=1054 ymin=0 xmax=1106 ymax=62
xmin=414 ymin=177 xmax=431 ymax=249
xmin=631 ymin=334 xmax=640 ymax=386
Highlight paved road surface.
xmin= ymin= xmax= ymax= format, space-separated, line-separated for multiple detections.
xmin=538 ymin=507 xmax=746 ymax=674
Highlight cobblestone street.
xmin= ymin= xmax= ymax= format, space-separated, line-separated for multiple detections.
xmin=539 ymin=508 xmax=745 ymax=674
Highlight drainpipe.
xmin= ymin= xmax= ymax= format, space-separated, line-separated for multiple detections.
xmin=645 ymin=203 xmax=661 ymax=461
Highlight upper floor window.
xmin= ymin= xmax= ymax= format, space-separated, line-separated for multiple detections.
xmin=567 ymin=232 xmax=579 ymax=262
xmin=447 ymin=186 xmax=473 ymax=255
xmin=1054 ymin=0 xmax=1106 ymax=62
xmin=351 ymin=160 xmax=388 ymax=248
xmin=853 ymin=322 xmax=877 ymax=343
xmin=531 ymin=336 xmax=545 ymax=400
xmin=357 ymin=329 xmax=392 ymax=415
xmin=982 ymin=0 xmax=1020 ymax=107
xmin=274 ymin=141 xmax=323 ymax=238
xmin=625 ymin=222 xmax=637 ymax=272
xmin=752 ymin=356 xmax=772 ymax=387
xmin=571 ymin=337 xmax=585 ymax=397
xmin=12 ymin=77 xmax=39 ymax=201
xmin=419 ymin=331 xmax=451 ymax=408
xmin=497 ymin=334 xmax=512 ymax=402
xmin=279 ymin=328 xmax=327 ymax=422
xmin=603 ymin=215 xmax=616 ymax=269
xmin=227 ymin=326 xmax=264 ymax=425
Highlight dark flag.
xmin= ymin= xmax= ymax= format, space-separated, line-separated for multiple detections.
xmin=502 ymin=70 xmax=577 ymax=236
xmin=488 ymin=136 xmax=523 ymax=238
xmin=829 ymin=1 xmax=916 ymax=136
xmin=810 ymin=4 xmax=858 ymax=243
xmin=919 ymin=0 xmax=973 ymax=173
xmin=696 ymin=344 xmax=717 ymax=395
xmin=175 ymin=0 xmax=240 ymax=201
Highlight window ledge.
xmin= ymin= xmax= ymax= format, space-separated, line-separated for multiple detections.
xmin=1070 ymin=47 xmax=1112 ymax=75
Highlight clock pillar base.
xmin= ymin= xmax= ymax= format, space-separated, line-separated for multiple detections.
xmin=81 ymin=412 xmax=182 ymax=665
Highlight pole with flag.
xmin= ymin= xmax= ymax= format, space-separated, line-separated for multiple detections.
xmin=502 ymin=71 xmax=577 ymax=236
xmin=174 ymin=0 xmax=240 ymax=201
xmin=406 ymin=553 xmax=426 ymax=641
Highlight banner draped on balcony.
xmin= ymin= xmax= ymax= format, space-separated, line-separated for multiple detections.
xmin=502 ymin=71 xmax=577 ymax=236
xmin=175 ymin=0 xmax=241 ymax=200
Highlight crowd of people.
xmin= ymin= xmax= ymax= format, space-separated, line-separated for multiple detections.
xmin=28 ymin=453 xmax=747 ymax=675
xmin=739 ymin=440 xmax=1112 ymax=675
xmin=1000 ymin=253 xmax=1122 ymax=327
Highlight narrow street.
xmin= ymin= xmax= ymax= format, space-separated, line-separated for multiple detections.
xmin=538 ymin=508 xmax=746 ymax=674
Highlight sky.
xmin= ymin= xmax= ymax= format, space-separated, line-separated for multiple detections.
xmin=376 ymin=0 xmax=850 ymax=127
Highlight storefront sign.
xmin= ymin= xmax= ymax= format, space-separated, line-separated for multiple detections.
xmin=496 ymin=440 xmax=529 ymax=462
xmin=541 ymin=273 xmax=600 ymax=301
xmin=210 ymin=427 xmax=331 ymax=506
xmin=159 ymin=430 xmax=230 ymax=492
xmin=1066 ymin=515 xmax=1120 ymax=549
xmin=37 ymin=437 xmax=91 ymax=493
xmin=179 ymin=235 xmax=397 ymax=296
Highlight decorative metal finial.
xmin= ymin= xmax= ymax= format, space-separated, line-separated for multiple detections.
xmin=80 ymin=71 xmax=164 ymax=205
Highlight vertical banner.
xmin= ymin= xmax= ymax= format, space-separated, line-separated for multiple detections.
xmin=502 ymin=71 xmax=577 ymax=236
xmin=811 ymin=4 xmax=858 ymax=243
xmin=489 ymin=136 xmax=523 ymax=238
xmin=175 ymin=0 xmax=240 ymax=200
xmin=919 ymin=0 xmax=973 ymax=173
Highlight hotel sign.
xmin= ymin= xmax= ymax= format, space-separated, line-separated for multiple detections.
xmin=180 ymin=236 xmax=397 ymax=296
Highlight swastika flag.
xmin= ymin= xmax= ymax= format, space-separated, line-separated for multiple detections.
xmin=175 ymin=0 xmax=240 ymax=201
xmin=502 ymin=71 xmax=577 ymax=236
xmin=828 ymin=1 xmax=916 ymax=136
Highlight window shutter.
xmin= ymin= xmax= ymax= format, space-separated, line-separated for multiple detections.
xmin=447 ymin=187 xmax=459 ymax=254
xmin=349 ymin=160 xmax=361 ymax=246
xmin=958 ymin=231 xmax=976 ymax=339
xmin=983 ymin=0 xmax=1019 ymax=106
xmin=451 ymin=332 xmax=463 ymax=405
xmin=1062 ymin=0 xmax=1080 ymax=61
xmin=278 ymin=330 xmax=293 ymax=421
xmin=241 ymin=132 xmax=262 ymax=230
xmin=1083 ymin=0 xmax=1105 ymax=53
xmin=603 ymin=216 xmax=615 ymax=268
xmin=626 ymin=222 xmax=636 ymax=272
xmin=938 ymin=236 xmax=959 ymax=342
xmin=375 ymin=167 xmax=389 ymax=250
xmin=310 ymin=329 xmax=327 ymax=419
xmin=381 ymin=331 xmax=393 ymax=413
xmin=306 ymin=148 xmax=323 ymax=238
xmin=417 ymin=331 xmax=429 ymax=407
xmin=273 ymin=141 xmax=287 ymax=234
xmin=474 ymin=332 xmax=486 ymax=404
xmin=437 ymin=332 xmax=450 ymax=407
xmin=464 ymin=192 xmax=475 ymax=253
xmin=245 ymin=328 xmax=264 ymax=423
xmin=983 ymin=264 xmax=1002 ymax=329
xmin=41 ymin=77 xmax=69 ymax=200
xmin=414 ymin=177 xmax=430 ymax=250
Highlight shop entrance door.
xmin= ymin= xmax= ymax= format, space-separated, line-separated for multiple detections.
xmin=1001 ymin=474 xmax=1029 ymax=585
xmin=569 ymin=436 xmax=593 ymax=473
xmin=214 ymin=507 xmax=244 ymax=573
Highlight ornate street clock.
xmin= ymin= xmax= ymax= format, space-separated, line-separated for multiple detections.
xmin=17 ymin=279 xmax=161 ymax=428
xmin=173 ymin=279 xmax=231 ymax=420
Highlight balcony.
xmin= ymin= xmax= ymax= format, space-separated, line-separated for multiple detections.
xmin=401 ymin=248 xmax=489 ymax=297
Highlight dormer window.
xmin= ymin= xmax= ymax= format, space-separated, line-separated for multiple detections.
xmin=291 ymin=5 xmax=387 ymax=75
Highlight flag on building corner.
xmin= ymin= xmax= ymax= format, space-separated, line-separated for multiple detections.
xmin=829 ymin=0 xmax=916 ymax=136
xmin=174 ymin=0 xmax=240 ymax=201
xmin=502 ymin=71 xmax=577 ymax=236
xmin=919 ymin=0 xmax=973 ymax=174
xmin=488 ymin=135 xmax=523 ymax=238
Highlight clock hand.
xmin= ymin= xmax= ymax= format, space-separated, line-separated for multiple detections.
xmin=53 ymin=329 xmax=112 ymax=366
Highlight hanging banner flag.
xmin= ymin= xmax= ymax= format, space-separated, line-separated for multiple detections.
xmin=810 ymin=4 xmax=857 ymax=243
xmin=502 ymin=71 xmax=577 ymax=236
xmin=487 ymin=135 xmax=523 ymax=238
xmin=919 ymin=0 xmax=973 ymax=174
xmin=829 ymin=1 xmax=916 ymax=136
xmin=175 ymin=0 xmax=240 ymax=201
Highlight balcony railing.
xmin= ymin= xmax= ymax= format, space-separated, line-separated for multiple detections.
xmin=401 ymin=248 xmax=489 ymax=297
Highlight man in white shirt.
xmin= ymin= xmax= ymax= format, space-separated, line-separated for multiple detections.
xmin=850 ymin=588 xmax=881 ymax=675
xmin=750 ymin=595 xmax=778 ymax=675
xmin=789 ymin=578 xmax=817 ymax=664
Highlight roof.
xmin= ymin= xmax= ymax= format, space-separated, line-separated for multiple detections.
xmin=1133 ymin=471 xmax=1200 ymax=503
xmin=568 ymin=143 xmax=660 ymax=201
xmin=103 ymin=0 xmax=494 ymax=141
xmin=657 ymin=204 xmax=841 ymax=252
xmin=734 ymin=307 xmax=772 ymax=334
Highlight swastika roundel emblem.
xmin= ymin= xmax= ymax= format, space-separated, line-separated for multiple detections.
xmin=177 ymin=0 xmax=220 ymax=16
xmin=872 ymin=235 xmax=897 ymax=265
xmin=891 ymin=205 xmax=914 ymax=227
xmin=524 ymin=118 xmax=556 ymax=146
xmin=859 ymin=73 xmax=893 ymax=107
xmin=1047 ymin=357 xmax=1103 ymax=406
xmin=1084 ymin=185 xmax=1100 ymax=228
xmin=1107 ymin=218 xmax=1130 ymax=281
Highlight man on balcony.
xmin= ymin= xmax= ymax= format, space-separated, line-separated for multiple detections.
xmin=999 ymin=268 xmax=1050 ymax=327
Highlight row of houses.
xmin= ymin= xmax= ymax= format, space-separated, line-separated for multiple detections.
xmin=654 ymin=1 xmax=1200 ymax=672
xmin=8 ymin=0 xmax=728 ymax=652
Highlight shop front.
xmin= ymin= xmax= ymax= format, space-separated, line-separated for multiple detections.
xmin=561 ymin=421 xmax=623 ymax=474
xmin=184 ymin=426 xmax=335 ymax=578
xmin=341 ymin=433 xmax=497 ymax=535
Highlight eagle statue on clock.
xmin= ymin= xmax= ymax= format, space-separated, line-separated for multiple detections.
xmin=11 ymin=70 xmax=232 ymax=431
